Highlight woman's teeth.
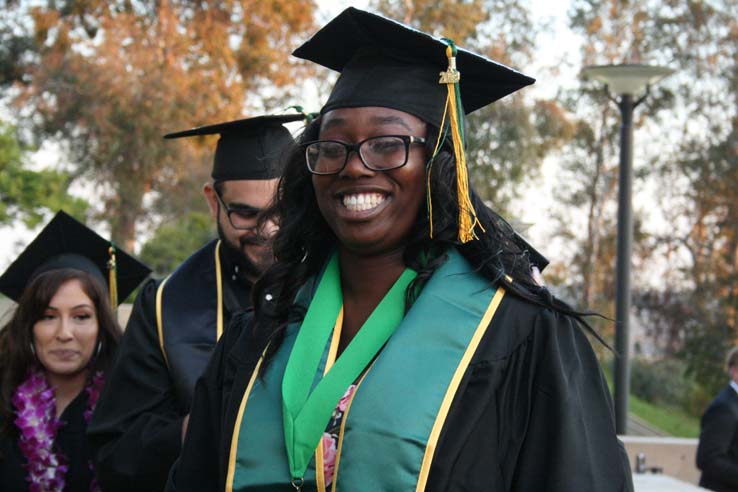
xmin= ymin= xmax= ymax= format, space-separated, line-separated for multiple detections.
xmin=342 ymin=193 xmax=385 ymax=211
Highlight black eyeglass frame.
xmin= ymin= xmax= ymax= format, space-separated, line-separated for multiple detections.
xmin=213 ymin=188 xmax=263 ymax=231
xmin=303 ymin=135 xmax=427 ymax=176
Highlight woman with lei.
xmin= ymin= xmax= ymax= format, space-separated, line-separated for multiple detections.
xmin=168 ymin=8 xmax=633 ymax=492
xmin=0 ymin=211 xmax=150 ymax=492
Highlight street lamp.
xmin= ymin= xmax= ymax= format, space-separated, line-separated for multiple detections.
xmin=581 ymin=63 xmax=674 ymax=435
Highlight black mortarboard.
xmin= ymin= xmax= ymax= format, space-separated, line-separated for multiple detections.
xmin=0 ymin=211 xmax=151 ymax=304
xmin=164 ymin=114 xmax=305 ymax=181
xmin=292 ymin=7 xmax=535 ymax=127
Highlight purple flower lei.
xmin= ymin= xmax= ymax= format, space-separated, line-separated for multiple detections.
xmin=12 ymin=368 xmax=105 ymax=492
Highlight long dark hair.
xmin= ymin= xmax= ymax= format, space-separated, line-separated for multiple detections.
xmin=251 ymin=116 xmax=595 ymax=360
xmin=0 ymin=268 xmax=122 ymax=436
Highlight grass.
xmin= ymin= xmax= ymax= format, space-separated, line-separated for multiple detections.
xmin=629 ymin=393 xmax=700 ymax=438
xmin=601 ymin=362 xmax=700 ymax=438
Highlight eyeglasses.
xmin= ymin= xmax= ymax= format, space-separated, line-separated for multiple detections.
xmin=214 ymin=190 xmax=262 ymax=230
xmin=304 ymin=135 xmax=426 ymax=175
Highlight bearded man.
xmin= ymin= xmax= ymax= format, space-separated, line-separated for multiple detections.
xmin=88 ymin=115 xmax=302 ymax=492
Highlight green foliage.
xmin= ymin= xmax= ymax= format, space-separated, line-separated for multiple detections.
xmin=139 ymin=212 xmax=214 ymax=277
xmin=630 ymin=358 xmax=693 ymax=409
xmin=600 ymin=358 xmax=700 ymax=437
xmin=629 ymin=393 xmax=700 ymax=438
xmin=680 ymin=322 xmax=736 ymax=407
xmin=0 ymin=123 xmax=87 ymax=226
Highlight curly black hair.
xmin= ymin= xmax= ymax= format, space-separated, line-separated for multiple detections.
xmin=250 ymin=116 xmax=597 ymax=361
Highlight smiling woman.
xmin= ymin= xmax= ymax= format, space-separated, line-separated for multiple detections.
xmin=0 ymin=211 xmax=150 ymax=492
xmin=311 ymin=107 xmax=428 ymax=257
xmin=167 ymin=8 xmax=633 ymax=492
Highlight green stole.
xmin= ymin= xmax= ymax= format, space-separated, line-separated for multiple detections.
xmin=227 ymin=249 xmax=504 ymax=492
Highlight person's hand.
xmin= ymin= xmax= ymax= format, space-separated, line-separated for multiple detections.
xmin=181 ymin=414 xmax=190 ymax=444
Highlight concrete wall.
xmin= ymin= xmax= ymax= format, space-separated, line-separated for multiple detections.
xmin=621 ymin=436 xmax=700 ymax=485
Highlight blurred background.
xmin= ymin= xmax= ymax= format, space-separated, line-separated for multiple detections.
xmin=0 ymin=0 xmax=736 ymax=443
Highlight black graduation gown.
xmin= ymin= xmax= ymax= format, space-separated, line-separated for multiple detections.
xmin=87 ymin=240 xmax=252 ymax=492
xmin=696 ymin=385 xmax=738 ymax=492
xmin=0 ymin=390 xmax=95 ymax=492
xmin=166 ymin=291 xmax=634 ymax=492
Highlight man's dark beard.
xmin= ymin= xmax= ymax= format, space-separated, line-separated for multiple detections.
xmin=217 ymin=223 xmax=272 ymax=282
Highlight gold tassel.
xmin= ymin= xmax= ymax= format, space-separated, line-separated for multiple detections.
xmin=427 ymin=100 xmax=450 ymax=239
xmin=436 ymin=42 xmax=484 ymax=243
xmin=107 ymin=245 xmax=118 ymax=307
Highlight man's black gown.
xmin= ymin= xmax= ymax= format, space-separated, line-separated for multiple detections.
xmin=88 ymin=240 xmax=253 ymax=492
xmin=166 ymin=287 xmax=634 ymax=492
xmin=697 ymin=384 xmax=738 ymax=492
xmin=0 ymin=390 xmax=95 ymax=492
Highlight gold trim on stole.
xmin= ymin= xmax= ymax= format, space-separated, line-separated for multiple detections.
xmin=155 ymin=239 xmax=224 ymax=367
xmin=214 ymin=240 xmax=224 ymax=341
xmin=155 ymin=275 xmax=171 ymax=368
xmin=415 ymin=287 xmax=506 ymax=491
xmin=225 ymin=346 xmax=269 ymax=492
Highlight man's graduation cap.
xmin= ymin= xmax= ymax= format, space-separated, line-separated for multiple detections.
xmin=0 ymin=211 xmax=151 ymax=305
xmin=164 ymin=114 xmax=306 ymax=181
xmin=293 ymin=8 xmax=535 ymax=243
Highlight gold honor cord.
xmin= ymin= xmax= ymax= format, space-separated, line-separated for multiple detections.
xmin=155 ymin=275 xmax=171 ymax=368
xmin=225 ymin=344 xmax=270 ymax=492
xmin=214 ymin=240 xmax=224 ymax=341
xmin=314 ymin=311 xmax=343 ymax=492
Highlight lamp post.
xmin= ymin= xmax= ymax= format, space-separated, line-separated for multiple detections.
xmin=581 ymin=64 xmax=673 ymax=435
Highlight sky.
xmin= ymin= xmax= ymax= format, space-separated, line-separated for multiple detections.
xmin=1 ymin=0 xmax=583 ymax=271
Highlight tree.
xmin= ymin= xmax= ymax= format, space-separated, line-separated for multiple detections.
xmin=3 ymin=0 xmax=316 ymax=251
xmin=0 ymin=121 xmax=87 ymax=226
xmin=563 ymin=0 xmax=738 ymax=390
xmin=139 ymin=211 xmax=214 ymax=277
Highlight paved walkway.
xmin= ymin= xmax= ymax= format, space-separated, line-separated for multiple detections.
xmin=628 ymin=413 xmax=669 ymax=437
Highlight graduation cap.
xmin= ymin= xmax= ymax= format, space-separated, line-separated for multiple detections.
xmin=0 ymin=211 xmax=151 ymax=305
xmin=293 ymin=8 xmax=534 ymax=127
xmin=293 ymin=8 xmax=535 ymax=243
xmin=164 ymin=114 xmax=307 ymax=181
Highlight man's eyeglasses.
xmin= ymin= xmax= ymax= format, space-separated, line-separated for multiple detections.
xmin=214 ymin=190 xmax=262 ymax=230
xmin=304 ymin=135 xmax=426 ymax=175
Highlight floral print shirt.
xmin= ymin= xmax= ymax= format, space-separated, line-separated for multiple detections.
xmin=321 ymin=384 xmax=357 ymax=486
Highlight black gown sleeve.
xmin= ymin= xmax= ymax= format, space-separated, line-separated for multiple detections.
xmin=696 ymin=396 xmax=738 ymax=487
xmin=510 ymin=308 xmax=633 ymax=492
xmin=0 ymin=424 xmax=31 ymax=492
xmin=166 ymin=310 xmax=253 ymax=492
xmin=431 ymin=297 xmax=633 ymax=492
xmin=87 ymin=279 xmax=185 ymax=492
